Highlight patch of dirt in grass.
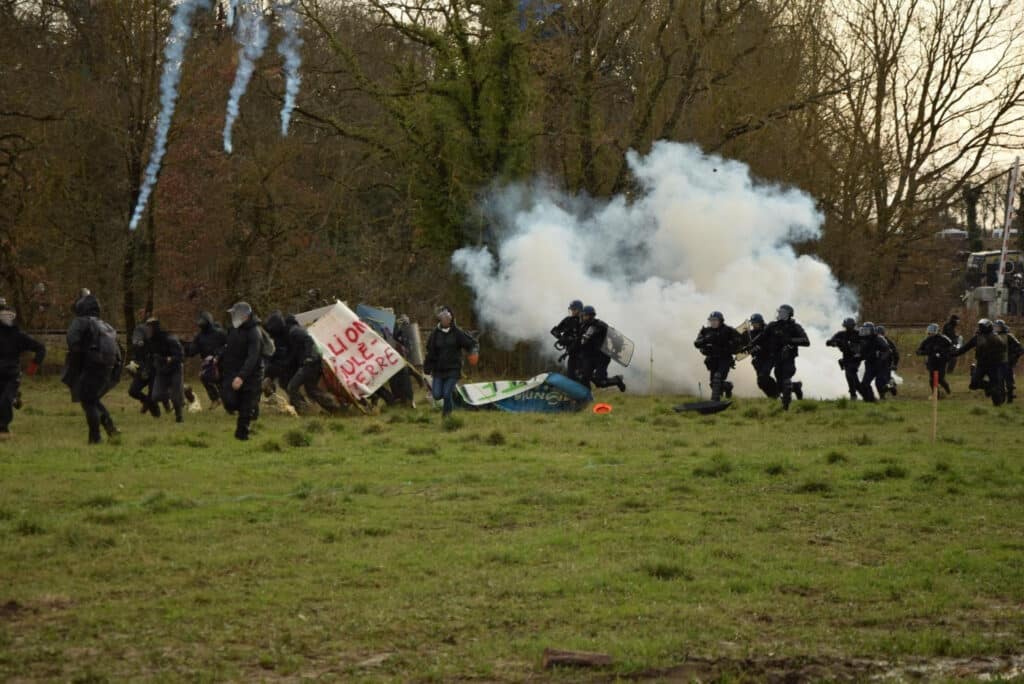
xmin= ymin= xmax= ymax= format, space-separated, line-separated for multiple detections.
xmin=628 ymin=653 xmax=1024 ymax=683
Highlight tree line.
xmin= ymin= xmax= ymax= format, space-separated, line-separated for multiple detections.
xmin=2 ymin=0 xmax=1022 ymax=332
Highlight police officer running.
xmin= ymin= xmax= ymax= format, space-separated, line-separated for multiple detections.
xmin=994 ymin=320 xmax=1021 ymax=404
xmin=575 ymin=306 xmax=626 ymax=392
xmin=763 ymin=305 xmax=808 ymax=410
xmin=551 ymin=300 xmax=583 ymax=381
xmin=915 ymin=323 xmax=954 ymax=396
xmin=826 ymin=317 xmax=861 ymax=400
xmin=694 ymin=311 xmax=741 ymax=402
xmin=740 ymin=313 xmax=778 ymax=398
xmin=953 ymin=319 xmax=1008 ymax=406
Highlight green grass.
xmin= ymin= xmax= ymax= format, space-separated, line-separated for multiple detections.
xmin=0 ymin=374 xmax=1022 ymax=680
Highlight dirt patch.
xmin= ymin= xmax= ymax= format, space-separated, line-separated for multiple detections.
xmin=0 ymin=599 xmax=28 ymax=619
xmin=624 ymin=654 xmax=1024 ymax=682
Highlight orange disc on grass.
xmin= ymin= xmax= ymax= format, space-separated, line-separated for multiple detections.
xmin=592 ymin=403 xmax=613 ymax=415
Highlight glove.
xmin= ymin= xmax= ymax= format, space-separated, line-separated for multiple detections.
xmin=26 ymin=361 xmax=39 ymax=376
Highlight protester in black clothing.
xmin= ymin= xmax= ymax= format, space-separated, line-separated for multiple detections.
xmin=186 ymin=311 xmax=227 ymax=407
xmin=0 ymin=300 xmax=45 ymax=438
xmin=144 ymin=318 xmax=185 ymax=423
xmin=386 ymin=315 xmax=416 ymax=407
xmin=282 ymin=315 xmax=338 ymax=414
xmin=826 ymin=317 xmax=862 ymax=400
xmin=220 ymin=302 xmax=264 ymax=440
xmin=574 ymin=306 xmax=626 ymax=393
xmin=954 ymin=319 xmax=1008 ymax=405
xmin=551 ymin=300 xmax=583 ymax=381
xmin=126 ymin=324 xmax=156 ymax=414
xmin=943 ymin=314 xmax=961 ymax=373
xmin=915 ymin=323 xmax=954 ymax=395
xmin=424 ymin=307 xmax=479 ymax=417
xmin=994 ymin=320 xmax=1021 ymax=404
xmin=694 ymin=311 xmax=741 ymax=402
xmin=62 ymin=292 xmax=121 ymax=444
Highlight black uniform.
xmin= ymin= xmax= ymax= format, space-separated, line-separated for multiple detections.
xmin=148 ymin=323 xmax=186 ymax=422
xmin=551 ymin=314 xmax=581 ymax=381
xmin=955 ymin=332 xmax=1007 ymax=405
xmin=284 ymin=316 xmax=338 ymax=413
xmin=762 ymin=319 xmax=809 ymax=409
xmin=186 ymin=312 xmax=227 ymax=403
xmin=127 ymin=324 xmax=156 ymax=412
xmin=262 ymin=311 xmax=293 ymax=386
xmin=0 ymin=323 xmax=46 ymax=434
xmin=916 ymin=334 xmax=954 ymax=394
xmin=62 ymin=294 xmax=121 ymax=444
xmin=219 ymin=318 xmax=263 ymax=440
xmin=858 ymin=333 xmax=892 ymax=402
xmin=575 ymin=317 xmax=625 ymax=392
xmin=694 ymin=324 xmax=742 ymax=401
xmin=877 ymin=334 xmax=899 ymax=397
xmin=386 ymin=324 xmax=415 ymax=406
xmin=942 ymin=317 xmax=960 ymax=372
xmin=997 ymin=331 xmax=1021 ymax=403
xmin=741 ymin=325 xmax=778 ymax=398
xmin=826 ymin=329 xmax=862 ymax=399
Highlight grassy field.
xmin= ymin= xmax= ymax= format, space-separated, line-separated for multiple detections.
xmin=1 ymin=362 xmax=1023 ymax=682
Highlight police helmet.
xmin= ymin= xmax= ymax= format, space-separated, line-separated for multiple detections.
xmin=569 ymin=300 xmax=583 ymax=312
xmin=843 ymin=317 xmax=856 ymax=329
xmin=750 ymin=313 xmax=765 ymax=325
xmin=708 ymin=311 xmax=724 ymax=322
xmin=859 ymin=322 xmax=876 ymax=336
xmin=995 ymin=319 xmax=1008 ymax=333
xmin=582 ymin=305 xmax=596 ymax=316
xmin=978 ymin=318 xmax=993 ymax=334
xmin=926 ymin=323 xmax=939 ymax=335
xmin=876 ymin=324 xmax=887 ymax=335
xmin=777 ymin=304 xmax=794 ymax=321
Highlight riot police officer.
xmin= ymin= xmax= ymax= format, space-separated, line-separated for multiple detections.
xmin=953 ymin=319 xmax=1007 ymax=405
xmin=915 ymin=323 xmax=954 ymax=395
xmin=741 ymin=313 xmax=778 ymax=398
xmin=826 ymin=317 xmax=861 ymax=400
xmin=551 ymin=300 xmax=583 ymax=381
xmin=694 ymin=311 xmax=741 ymax=402
xmin=994 ymin=320 xmax=1021 ymax=403
xmin=763 ymin=305 xmax=808 ymax=410
xmin=575 ymin=306 xmax=626 ymax=392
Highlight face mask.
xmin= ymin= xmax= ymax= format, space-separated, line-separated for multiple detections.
xmin=231 ymin=313 xmax=247 ymax=329
xmin=0 ymin=311 xmax=14 ymax=327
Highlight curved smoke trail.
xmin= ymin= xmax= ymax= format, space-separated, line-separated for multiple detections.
xmin=452 ymin=141 xmax=859 ymax=398
xmin=276 ymin=2 xmax=303 ymax=136
xmin=223 ymin=6 xmax=269 ymax=154
xmin=225 ymin=0 xmax=240 ymax=27
xmin=128 ymin=0 xmax=213 ymax=232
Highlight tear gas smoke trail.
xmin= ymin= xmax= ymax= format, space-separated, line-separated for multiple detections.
xmin=452 ymin=141 xmax=859 ymax=398
xmin=275 ymin=1 xmax=303 ymax=136
xmin=223 ymin=6 xmax=269 ymax=154
xmin=226 ymin=0 xmax=240 ymax=27
xmin=128 ymin=0 xmax=213 ymax=232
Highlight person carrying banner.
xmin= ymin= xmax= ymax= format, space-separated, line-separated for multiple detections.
xmin=424 ymin=307 xmax=478 ymax=418
xmin=283 ymin=314 xmax=339 ymax=414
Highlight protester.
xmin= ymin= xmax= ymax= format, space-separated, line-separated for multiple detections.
xmin=145 ymin=317 xmax=186 ymax=423
xmin=0 ymin=299 xmax=46 ymax=439
xmin=63 ymin=292 xmax=121 ymax=444
xmin=219 ymin=302 xmax=263 ymax=440
xmin=423 ymin=307 xmax=478 ymax=418
xmin=186 ymin=311 xmax=227 ymax=408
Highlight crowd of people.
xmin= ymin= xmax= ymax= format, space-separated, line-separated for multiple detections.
xmin=0 ymin=291 xmax=1022 ymax=443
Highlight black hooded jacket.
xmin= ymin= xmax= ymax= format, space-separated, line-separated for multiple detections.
xmin=147 ymin=322 xmax=184 ymax=374
xmin=286 ymin=316 xmax=321 ymax=368
xmin=187 ymin=312 xmax=228 ymax=359
xmin=0 ymin=323 xmax=46 ymax=377
xmin=220 ymin=318 xmax=263 ymax=388
xmin=424 ymin=317 xmax=477 ymax=376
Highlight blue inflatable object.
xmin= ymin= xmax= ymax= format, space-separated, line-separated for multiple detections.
xmin=456 ymin=373 xmax=592 ymax=413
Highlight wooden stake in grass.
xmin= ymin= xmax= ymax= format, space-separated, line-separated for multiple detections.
xmin=932 ymin=370 xmax=939 ymax=442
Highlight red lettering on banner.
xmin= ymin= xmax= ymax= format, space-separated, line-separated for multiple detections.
xmin=327 ymin=334 xmax=348 ymax=356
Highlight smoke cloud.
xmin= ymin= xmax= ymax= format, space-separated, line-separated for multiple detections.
xmin=452 ymin=141 xmax=858 ymax=398
xmin=275 ymin=1 xmax=303 ymax=136
xmin=129 ymin=0 xmax=212 ymax=231
xmin=223 ymin=5 xmax=269 ymax=154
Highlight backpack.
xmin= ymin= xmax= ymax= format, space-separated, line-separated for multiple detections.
xmin=258 ymin=326 xmax=276 ymax=359
xmin=88 ymin=317 xmax=122 ymax=368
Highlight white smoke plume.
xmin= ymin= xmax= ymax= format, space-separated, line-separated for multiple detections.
xmin=275 ymin=1 xmax=303 ymax=136
xmin=223 ymin=5 xmax=269 ymax=154
xmin=452 ymin=141 xmax=858 ymax=398
xmin=225 ymin=0 xmax=240 ymax=27
xmin=129 ymin=0 xmax=213 ymax=231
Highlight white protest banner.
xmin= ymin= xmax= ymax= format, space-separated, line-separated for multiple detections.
xmin=307 ymin=302 xmax=405 ymax=398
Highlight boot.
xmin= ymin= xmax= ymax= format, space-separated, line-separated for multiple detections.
xmin=793 ymin=382 xmax=804 ymax=400
xmin=174 ymin=406 xmax=184 ymax=424
xmin=615 ymin=376 xmax=626 ymax=393
xmin=101 ymin=415 xmax=120 ymax=437
xmin=723 ymin=382 xmax=733 ymax=399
